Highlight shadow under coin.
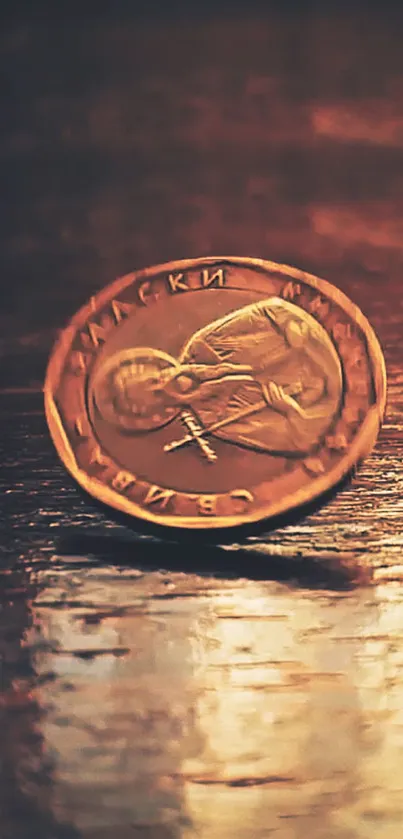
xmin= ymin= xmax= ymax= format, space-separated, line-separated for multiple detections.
xmin=72 ymin=468 xmax=356 ymax=547
xmin=55 ymin=529 xmax=370 ymax=591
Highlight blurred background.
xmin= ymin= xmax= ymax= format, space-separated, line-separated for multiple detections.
xmin=1 ymin=1 xmax=403 ymax=387
xmin=2 ymin=3 xmax=403 ymax=839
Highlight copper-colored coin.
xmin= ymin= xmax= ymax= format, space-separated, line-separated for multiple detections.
xmin=44 ymin=256 xmax=386 ymax=533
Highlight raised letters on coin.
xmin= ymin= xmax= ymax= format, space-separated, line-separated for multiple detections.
xmin=44 ymin=256 xmax=386 ymax=532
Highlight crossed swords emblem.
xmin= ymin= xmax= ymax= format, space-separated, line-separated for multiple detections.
xmin=164 ymin=380 xmax=302 ymax=463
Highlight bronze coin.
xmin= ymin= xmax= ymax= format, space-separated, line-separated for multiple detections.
xmin=44 ymin=256 xmax=386 ymax=533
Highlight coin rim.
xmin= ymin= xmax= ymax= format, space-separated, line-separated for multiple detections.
xmin=44 ymin=256 xmax=387 ymax=530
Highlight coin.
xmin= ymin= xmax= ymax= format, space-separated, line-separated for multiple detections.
xmin=44 ymin=256 xmax=386 ymax=534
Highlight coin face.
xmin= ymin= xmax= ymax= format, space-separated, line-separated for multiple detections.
xmin=45 ymin=256 xmax=386 ymax=533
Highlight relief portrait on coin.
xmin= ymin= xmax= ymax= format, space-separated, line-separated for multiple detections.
xmin=89 ymin=297 xmax=343 ymax=465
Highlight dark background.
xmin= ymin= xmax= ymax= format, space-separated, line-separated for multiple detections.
xmin=2 ymin=1 xmax=403 ymax=388
xmin=2 ymin=3 xmax=403 ymax=838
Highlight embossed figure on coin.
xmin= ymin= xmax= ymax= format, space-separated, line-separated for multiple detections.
xmin=90 ymin=298 xmax=343 ymax=462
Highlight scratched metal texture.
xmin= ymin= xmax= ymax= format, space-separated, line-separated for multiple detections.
xmin=1 ymin=6 xmax=403 ymax=839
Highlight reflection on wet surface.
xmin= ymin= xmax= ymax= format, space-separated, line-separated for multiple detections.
xmin=4 ymin=524 xmax=403 ymax=837
xmin=1 ymin=401 xmax=403 ymax=838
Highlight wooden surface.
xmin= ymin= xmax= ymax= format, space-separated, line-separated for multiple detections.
xmin=2 ymin=7 xmax=403 ymax=838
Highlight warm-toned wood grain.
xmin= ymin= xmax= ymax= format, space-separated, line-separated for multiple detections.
xmin=1 ymin=7 xmax=403 ymax=838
